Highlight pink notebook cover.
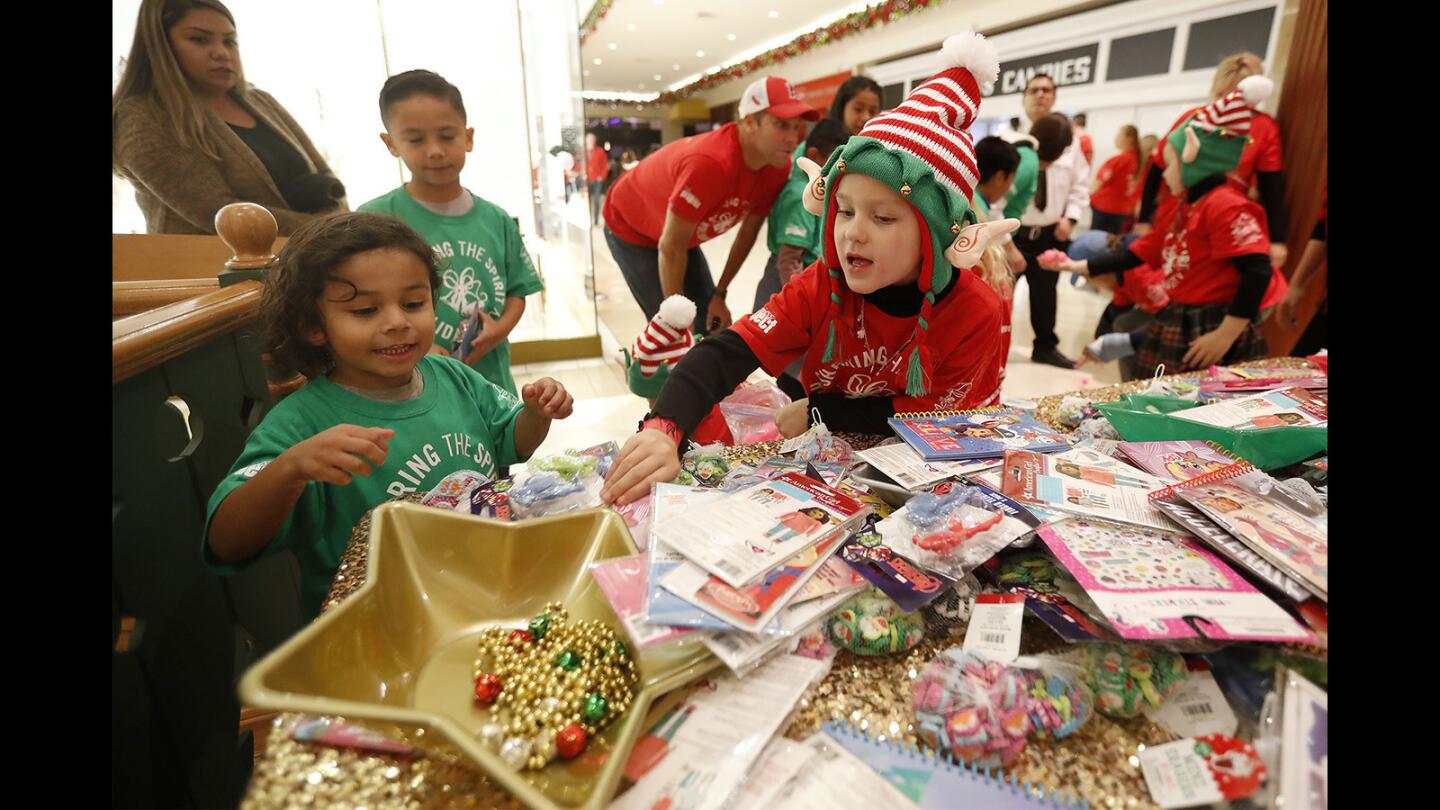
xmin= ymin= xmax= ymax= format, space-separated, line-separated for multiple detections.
xmin=1036 ymin=518 xmax=1313 ymax=643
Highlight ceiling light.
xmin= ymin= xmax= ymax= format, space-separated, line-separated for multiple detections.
xmin=639 ymin=83 xmax=646 ymax=89
xmin=653 ymin=73 xmax=662 ymax=80
xmin=583 ymin=69 xmax=591 ymax=76
xmin=768 ymin=10 xmax=779 ymax=18
xmin=695 ymin=50 xmax=705 ymax=57
xmin=626 ymin=23 xmax=636 ymax=31
xmin=607 ymin=42 xmax=617 ymax=50
xmin=593 ymin=57 xmax=603 ymax=65
xmin=672 ymin=63 xmax=681 ymax=70
xmin=727 ymin=33 xmax=737 ymax=41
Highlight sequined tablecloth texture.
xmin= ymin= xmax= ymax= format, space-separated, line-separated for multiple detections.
xmin=244 ymin=357 xmax=1317 ymax=808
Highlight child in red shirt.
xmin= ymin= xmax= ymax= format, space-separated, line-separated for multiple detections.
xmin=602 ymin=32 xmax=1017 ymax=505
xmin=1041 ymin=76 xmax=1278 ymax=375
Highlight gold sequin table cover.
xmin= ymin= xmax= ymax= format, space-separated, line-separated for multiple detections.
xmin=243 ymin=357 xmax=1318 ymax=809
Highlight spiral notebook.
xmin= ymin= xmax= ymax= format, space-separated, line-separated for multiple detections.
xmin=1152 ymin=462 xmax=1328 ymax=601
xmin=887 ymin=406 xmax=1071 ymax=461
xmin=818 ymin=723 xmax=1090 ymax=809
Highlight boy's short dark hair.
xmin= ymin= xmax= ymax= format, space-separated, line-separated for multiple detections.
xmin=1030 ymin=113 xmax=1073 ymax=162
xmin=262 ymin=212 xmax=442 ymax=378
xmin=1025 ymin=72 xmax=1055 ymax=92
xmin=974 ymin=136 xmax=1020 ymax=183
xmin=804 ymin=118 xmax=850 ymax=161
xmin=379 ymin=69 xmax=466 ymax=126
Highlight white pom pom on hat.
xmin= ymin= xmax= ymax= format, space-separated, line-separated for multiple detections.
xmin=657 ymin=294 xmax=697 ymax=330
xmin=1237 ymin=74 xmax=1274 ymax=107
xmin=937 ymin=31 xmax=1000 ymax=90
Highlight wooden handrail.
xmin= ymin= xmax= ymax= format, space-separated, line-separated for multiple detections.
xmin=112 ymin=281 xmax=264 ymax=384
xmin=113 ymin=278 xmax=221 ymax=317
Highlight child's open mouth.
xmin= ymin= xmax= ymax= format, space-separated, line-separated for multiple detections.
xmin=846 ymin=253 xmax=873 ymax=271
xmin=375 ymin=344 xmax=416 ymax=358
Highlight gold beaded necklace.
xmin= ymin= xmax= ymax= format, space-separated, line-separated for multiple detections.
xmin=471 ymin=602 xmax=638 ymax=770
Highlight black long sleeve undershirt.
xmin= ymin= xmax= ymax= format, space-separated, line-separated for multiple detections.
xmin=650 ymin=271 xmax=961 ymax=440
xmin=1255 ymin=171 xmax=1286 ymax=242
xmin=1138 ymin=162 xmax=1164 ymax=224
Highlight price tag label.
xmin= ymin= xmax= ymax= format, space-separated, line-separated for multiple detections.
xmin=962 ymin=593 xmax=1025 ymax=662
xmin=1144 ymin=668 xmax=1238 ymax=739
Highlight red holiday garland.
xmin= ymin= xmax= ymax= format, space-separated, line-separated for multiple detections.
xmin=579 ymin=1 xmax=616 ymax=45
xmin=584 ymin=0 xmax=947 ymax=110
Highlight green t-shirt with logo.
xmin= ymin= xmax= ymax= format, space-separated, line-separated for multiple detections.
xmin=203 ymin=355 xmax=527 ymax=619
xmin=1003 ymin=145 xmax=1040 ymax=220
xmin=766 ymin=158 xmax=821 ymax=266
xmin=358 ymin=188 xmax=545 ymax=395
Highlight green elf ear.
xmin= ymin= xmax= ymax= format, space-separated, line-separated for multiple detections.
xmin=944 ymin=218 xmax=1020 ymax=267
xmin=797 ymin=156 xmax=826 ymax=216
xmin=1183 ymin=126 xmax=1201 ymax=164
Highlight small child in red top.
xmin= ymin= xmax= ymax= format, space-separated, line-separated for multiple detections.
xmin=1040 ymin=75 xmax=1278 ymax=375
xmin=602 ymin=32 xmax=1018 ymax=505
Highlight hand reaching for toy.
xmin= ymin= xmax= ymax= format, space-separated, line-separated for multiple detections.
xmin=776 ymin=398 xmax=810 ymax=438
xmin=601 ymin=429 xmax=681 ymax=505
xmin=463 ymin=310 xmax=503 ymax=364
xmin=522 ymin=378 xmax=574 ymax=420
xmin=280 ymin=425 xmax=394 ymax=486
xmin=706 ymin=296 xmax=732 ymax=333
xmin=1036 ymin=248 xmax=1082 ymax=274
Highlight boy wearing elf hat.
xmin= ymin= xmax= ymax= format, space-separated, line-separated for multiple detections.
xmin=602 ymin=32 xmax=1019 ymax=505
xmin=1038 ymin=76 xmax=1280 ymax=374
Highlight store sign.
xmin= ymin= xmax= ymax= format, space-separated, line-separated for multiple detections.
xmin=988 ymin=44 xmax=1100 ymax=97
xmin=793 ymin=71 xmax=853 ymax=118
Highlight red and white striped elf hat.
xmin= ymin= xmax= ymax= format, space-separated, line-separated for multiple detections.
xmin=851 ymin=31 xmax=1000 ymax=203
xmin=630 ymin=295 xmax=695 ymax=378
xmin=1189 ymin=75 xmax=1274 ymax=135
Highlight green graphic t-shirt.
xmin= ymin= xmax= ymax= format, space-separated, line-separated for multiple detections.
xmin=203 ymin=355 xmax=528 ymax=619
xmin=358 ymin=188 xmax=545 ymax=395
xmin=766 ymin=157 xmax=821 ymax=267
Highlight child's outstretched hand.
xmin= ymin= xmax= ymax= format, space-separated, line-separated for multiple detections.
xmin=601 ymin=429 xmax=680 ymax=505
xmin=522 ymin=377 xmax=574 ymax=420
xmin=281 ymin=425 xmax=394 ymax=486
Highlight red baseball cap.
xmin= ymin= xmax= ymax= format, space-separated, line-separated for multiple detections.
xmin=738 ymin=76 xmax=821 ymax=121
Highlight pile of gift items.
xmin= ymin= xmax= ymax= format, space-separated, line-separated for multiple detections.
xmin=416 ymin=355 xmax=1327 ymax=809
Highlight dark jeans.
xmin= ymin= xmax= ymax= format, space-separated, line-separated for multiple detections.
xmin=1013 ymin=224 xmax=1065 ymax=353
xmin=1112 ymin=307 xmax=1156 ymax=381
xmin=588 ymin=180 xmax=603 ymax=225
xmin=753 ymin=251 xmax=783 ymax=313
xmin=603 ymin=226 xmax=715 ymax=335
xmin=1089 ymin=207 xmax=1130 ymax=234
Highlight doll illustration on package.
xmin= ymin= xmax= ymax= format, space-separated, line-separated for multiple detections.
xmin=753 ymin=507 xmax=835 ymax=554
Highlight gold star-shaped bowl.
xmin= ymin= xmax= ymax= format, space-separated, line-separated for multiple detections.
xmin=238 ymin=502 xmax=720 ymax=808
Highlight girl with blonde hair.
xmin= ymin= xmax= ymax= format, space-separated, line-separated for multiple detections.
xmin=113 ymin=0 xmax=346 ymax=234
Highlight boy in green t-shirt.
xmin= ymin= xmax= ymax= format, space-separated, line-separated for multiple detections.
xmin=358 ymin=69 xmax=544 ymax=396
xmin=753 ymin=118 xmax=852 ymax=314
xmin=204 ymin=212 xmax=573 ymax=619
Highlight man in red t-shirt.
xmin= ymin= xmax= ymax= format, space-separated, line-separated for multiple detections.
xmin=585 ymin=133 xmax=609 ymax=225
xmin=602 ymin=76 xmax=819 ymax=335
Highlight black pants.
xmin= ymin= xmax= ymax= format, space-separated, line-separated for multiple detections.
xmin=1090 ymin=207 xmax=1130 ymax=234
xmin=1290 ymin=298 xmax=1328 ymax=356
xmin=603 ymin=226 xmax=715 ymax=335
xmin=1013 ymin=224 xmax=1065 ymax=353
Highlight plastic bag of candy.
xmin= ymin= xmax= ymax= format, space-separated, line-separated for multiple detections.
xmin=912 ymin=648 xmax=1094 ymax=768
xmin=680 ymin=442 xmax=730 ymax=487
xmin=718 ymin=380 xmax=792 ymax=445
xmin=825 ymin=587 xmax=926 ymax=657
xmin=1064 ymin=643 xmax=1189 ymax=718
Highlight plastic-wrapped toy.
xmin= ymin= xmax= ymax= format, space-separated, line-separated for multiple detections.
xmin=912 ymin=648 xmax=1094 ymax=768
xmin=469 ymin=479 xmax=514 ymax=520
xmin=718 ymin=380 xmax=792 ymax=445
xmin=509 ymin=472 xmax=589 ymax=518
xmin=877 ymin=487 xmax=1024 ymax=580
xmin=826 ymin=587 xmax=925 ymax=656
xmin=420 ymin=469 xmax=491 ymax=511
xmin=919 ymin=574 xmax=984 ymax=637
xmin=1071 ymin=643 xmax=1188 ymax=718
xmin=1071 ymin=415 xmax=1122 ymax=443
xmin=680 ymin=442 xmax=730 ymax=487
xmin=786 ymin=417 xmax=854 ymax=467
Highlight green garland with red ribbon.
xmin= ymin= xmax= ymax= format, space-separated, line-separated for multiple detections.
xmin=584 ymin=0 xmax=948 ymax=109
xmin=579 ymin=1 xmax=616 ymax=45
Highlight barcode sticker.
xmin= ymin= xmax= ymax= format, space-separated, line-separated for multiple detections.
xmin=716 ymin=559 xmax=742 ymax=578
xmin=1144 ymin=670 xmax=1237 ymax=739
xmin=962 ymin=593 xmax=1025 ymax=662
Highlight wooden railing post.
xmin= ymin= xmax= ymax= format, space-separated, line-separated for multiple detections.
xmin=216 ymin=202 xmax=279 ymax=287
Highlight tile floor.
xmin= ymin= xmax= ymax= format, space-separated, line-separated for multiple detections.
xmin=516 ymin=221 xmax=1122 ymax=455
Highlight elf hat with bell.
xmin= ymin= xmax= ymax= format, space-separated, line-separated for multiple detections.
xmin=1167 ymin=74 xmax=1273 ymax=188
xmin=793 ymin=31 xmax=1019 ymax=396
